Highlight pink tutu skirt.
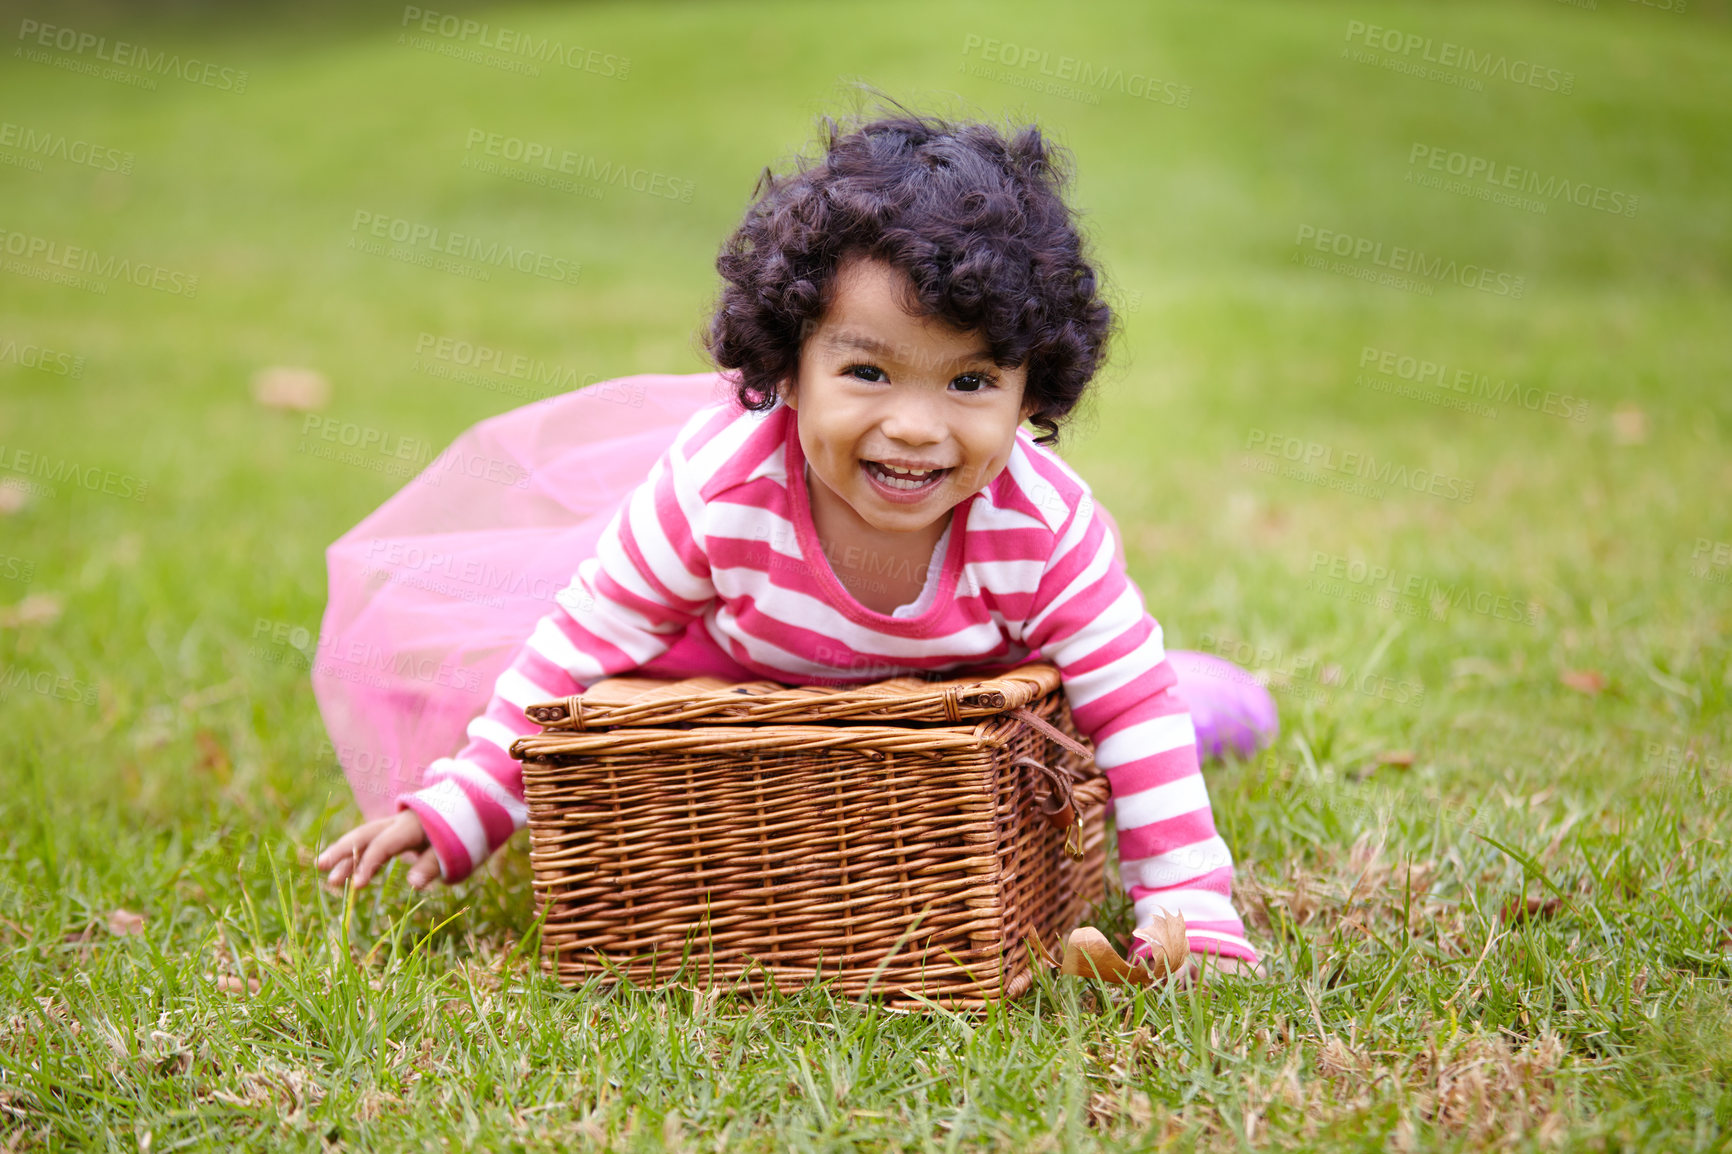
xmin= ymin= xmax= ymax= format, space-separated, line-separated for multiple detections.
xmin=312 ymin=371 xmax=1277 ymax=817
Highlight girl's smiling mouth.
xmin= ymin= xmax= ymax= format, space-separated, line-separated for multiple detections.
xmin=861 ymin=458 xmax=951 ymax=499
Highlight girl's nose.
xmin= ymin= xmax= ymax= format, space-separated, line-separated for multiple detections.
xmin=879 ymin=394 xmax=947 ymax=446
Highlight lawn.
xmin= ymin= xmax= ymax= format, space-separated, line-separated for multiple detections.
xmin=1 ymin=0 xmax=1729 ymax=1149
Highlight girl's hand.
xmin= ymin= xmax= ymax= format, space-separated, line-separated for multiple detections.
xmin=314 ymin=810 xmax=440 ymax=891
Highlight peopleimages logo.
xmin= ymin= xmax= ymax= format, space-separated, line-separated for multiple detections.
xmin=0 ymin=337 xmax=84 ymax=378
xmin=1342 ymin=20 xmax=1574 ymax=94
xmin=299 ymin=415 xmax=433 ymax=465
xmin=0 ymin=121 xmax=134 ymax=174
xmin=1193 ymin=633 xmax=1426 ymax=708
xmin=399 ymin=7 xmax=630 ymax=79
xmin=1691 ymin=538 xmax=1732 ymax=586
xmin=315 ymin=641 xmax=484 ymax=694
xmin=348 ymin=211 xmax=581 ymax=284
xmin=1245 ymin=428 xmax=1475 ymax=503
xmin=1407 ymin=144 xmax=1638 ymax=218
xmin=1357 ymin=345 xmax=1589 ymax=423
xmin=0 ymin=662 xmax=98 ymax=705
xmin=1293 ymin=225 xmax=1526 ymax=298
xmin=0 ymin=444 xmax=149 ymax=501
xmin=0 ymin=228 xmax=199 ymax=297
xmin=15 ymin=19 xmax=250 ymax=93
xmin=959 ymin=34 xmax=1191 ymax=107
xmin=1307 ymin=552 xmax=1538 ymax=627
xmin=462 ymin=130 xmax=694 ymax=203
xmin=412 ymin=332 xmax=626 ymax=405
xmin=363 ymin=538 xmax=583 ymax=609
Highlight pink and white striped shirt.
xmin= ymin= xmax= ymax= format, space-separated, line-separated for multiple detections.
xmin=398 ymin=396 xmax=1258 ymax=964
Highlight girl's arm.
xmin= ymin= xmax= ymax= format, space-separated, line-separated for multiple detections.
xmin=396 ymin=426 xmax=717 ymax=885
xmin=1023 ymin=492 xmax=1259 ymax=968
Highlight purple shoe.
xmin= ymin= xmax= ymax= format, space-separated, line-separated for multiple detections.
xmin=1165 ymin=649 xmax=1280 ymax=763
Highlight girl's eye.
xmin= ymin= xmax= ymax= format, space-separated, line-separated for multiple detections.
xmin=845 ymin=364 xmax=886 ymax=383
xmin=951 ymin=373 xmax=996 ymax=393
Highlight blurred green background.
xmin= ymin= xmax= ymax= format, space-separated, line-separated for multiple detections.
xmin=1 ymin=0 xmax=1729 ymax=1148
xmin=4 ymin=0 xmax=1724 ymax=821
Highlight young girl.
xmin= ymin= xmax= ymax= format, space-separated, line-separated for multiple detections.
xmin=312 ymin=110 xmax=1277 ymax=980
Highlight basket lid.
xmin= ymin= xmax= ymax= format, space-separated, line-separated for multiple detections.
xmin=522 ymin=662 xmax=1062 ymax=730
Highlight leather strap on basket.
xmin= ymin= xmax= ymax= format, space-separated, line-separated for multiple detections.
xmin=1012 ymin=754 xmax=1086 ymax=860
xmin=1007 ymin=706 xmax=1093 ymax=859
xmin=1008 ymin=706 xmax=1093 ymax=762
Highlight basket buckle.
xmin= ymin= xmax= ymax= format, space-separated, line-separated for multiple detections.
xmin=1014 ymin=754 xmax=1086 ymax=857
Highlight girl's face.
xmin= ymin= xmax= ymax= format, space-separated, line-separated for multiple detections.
xmin=783 ymin=257 xmax=1032 ymax=536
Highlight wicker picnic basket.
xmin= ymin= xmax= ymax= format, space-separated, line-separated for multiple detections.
xmin=508 ymin=662 xmax=1110 ymax=1009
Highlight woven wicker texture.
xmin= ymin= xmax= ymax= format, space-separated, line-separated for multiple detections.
xmin=513 ymin=663 xmax=1107 ymax=1009
xmin=521 ymin=663 xmax=1061 ymax=729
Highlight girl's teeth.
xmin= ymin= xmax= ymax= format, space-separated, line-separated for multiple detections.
xmin=867 ymin=461 xmax=942 ymax=490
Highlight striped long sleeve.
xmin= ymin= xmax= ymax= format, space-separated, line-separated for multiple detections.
xmin=1022 ymin=491 xmax=1259 ymax=966
xmin=379 ymin=389 xmax=1263 ymax=960
xmin=397 ymin=415 xmax=716 ymax=884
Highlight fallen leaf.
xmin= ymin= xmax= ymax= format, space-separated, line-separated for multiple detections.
xmin=0 ymin=478 xmax=30 ymax=515
xmin=1377 ymin=750 xmax=1416 ymax=768
xmin=1129 ymin=909 xmax=1191 ymax=978
xmin=1500 ymin=895 xmax=1563 ymax=923
xmin=1561 ymin=670 xmax=1606 ymax=695
xmin=62 ymin=924 xmax=96 ymax=946
xmin=213 ymin=973 xmax=262 ymax=998
xmin=1610 ymin=404 xmax=1647 ymax=445
xmin=106 ymin=909 xmax=145 ymax=936
xmin=1060 ymin=927 xmax=1154 ymax=987
xmin=1023 ymin=932 xmax=1059 ymax=970
xmin=0 ymin=593 xmax=62 ymax=628
xmin=251 ymin=366 xmax=330 ymax=412
xmin=194 ymin=730 xmax=232 ymax=781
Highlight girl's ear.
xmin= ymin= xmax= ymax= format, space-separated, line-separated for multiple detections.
xmin=1015 ymin=372 xmax=1037 ymax=423
xmin=778 ymin=375 xmax=798 ymax=411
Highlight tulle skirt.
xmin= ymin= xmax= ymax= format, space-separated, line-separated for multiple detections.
xmin=312 ymin=372 xmax=1276 ymax=816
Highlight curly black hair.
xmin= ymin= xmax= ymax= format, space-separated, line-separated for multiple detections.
xmin=702 ymin=108 xmax=1114 ymax=446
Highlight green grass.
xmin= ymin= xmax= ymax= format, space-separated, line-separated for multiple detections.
xmin=2 ymin=0 xmax=1730 ymax=1148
